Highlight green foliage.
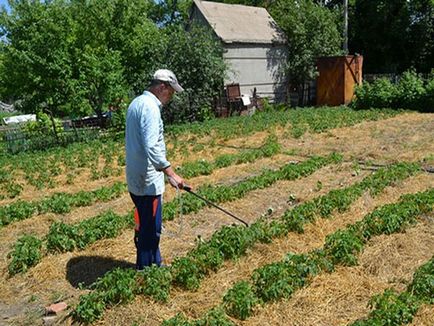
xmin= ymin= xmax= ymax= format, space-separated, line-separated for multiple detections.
xmin=73 ymin=160 xmax=424 ymax=323
xmin=350 ymin=0 xmax=434 ymax=73
xmin=352 ymin=256 xmax=434 ymax=325
xmin=163 ymin=307 xmax=235 ymax=326
xmin=135 ymin=265 xmax=172 ymax=302
xmin=175 ymin=135 xmax=281 ymax=178
xmin=361 ymin=189 xmax=434 ymax=240
xmin=208 ymin=225 xmax=255 ymax=260
xmin=165 ymin=153 xmax=341 ymax=220
xmin=196 ymin=307 xmax=235 ymax=326
xmin=162 ymin=313 xmax=193 ymax=326
xmin=323 ymin=229 xmax=364 ymax=266
xmin=409 ymin=257 xmax=434 ymax=303
xmin=223 ymin=281 xmax=258 ymax=320
xmin=396 ymin=70 xmax=426 ymax=110
xmin=353 ymin=78 xmax=398 ymax=109
xmin=45 ymin=210 xmax=131 ymax=253
xmin=171 ymin=256 xmax=203 ymax=291
xmin=23 ymin=111 xmax=63 ymax=135
xmin=352 ymin=70 xmax=434 ymax=112
xmin=352 ymin=290 xmax=420 ymax=326
xmin=0 ymin=181 xmax=126 ymax=228
xmin=162 ymin=23 xmax=227 ymax=123
xmin=219 ymin=187 xmax=433 ymax=322
xmin=269 ymin=0 xmax=342 ymax=95
xmin=0 ymin=0 xmax=159 ymax=117
xmin=0 ymin=200 xmax=36 ymax=227
xmin=8 ymin=235 xmax=42 ymax=275
xmin=0 ymin=0 xmax=79 ymax=115
xmin=72 ymin=291 xmax=105 ymax=324
xmin=252 ymin=253 xmax=324 ymax=302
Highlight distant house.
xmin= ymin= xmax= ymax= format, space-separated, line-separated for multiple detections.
xmin=190 ymin=0 xmax=288 ymax=103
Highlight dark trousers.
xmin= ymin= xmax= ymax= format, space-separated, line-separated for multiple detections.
xmin=129 ymin=193 xmax=162 ymax=269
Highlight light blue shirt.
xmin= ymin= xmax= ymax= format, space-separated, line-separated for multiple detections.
xmin=125 ymin=91 xmax=170 ymax=196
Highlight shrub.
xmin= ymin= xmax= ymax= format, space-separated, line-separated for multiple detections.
xmin=353 ymin=78 xmax=397 ymax=109
xmin=396 ymin=70 xmax=426 ymax=110
xmin=352 ymin=70 xmax=434 ymax=112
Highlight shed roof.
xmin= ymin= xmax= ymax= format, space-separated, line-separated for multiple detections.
xmin=192 ymin=0 xmax=286 ymax=44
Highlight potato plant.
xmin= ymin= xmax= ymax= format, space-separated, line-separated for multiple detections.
xmin=73 ymin=162 xmax=421 ymax=323
xmin=220 ymin=188 xmax=433 ymax=321
xmin=165 ymin=153 xmax=342 ymax=220
xmin=7 ymin=235 xmax=42 ymax=275
xmin=162 ymin=307 xmax=234 ymax=326
xmin=0 ymin=181 xmax=126 ymax=227
xmin=165 ymin=107 xmax=398 ymax=142
xmin=0 ymin=107 xmax=398 ymax=194
xmin=175 ymin=134 xmax=281 ymax=178
xmin=352 ymin=256 xmax=434 ymax=325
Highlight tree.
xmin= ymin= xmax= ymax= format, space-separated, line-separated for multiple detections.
xmin=268 ymin=0 xmax=343 ymax=104
xmin=406 ymin=0 xmax=434 ymax=72
xmin=0 ymin=0 xmax=227 ymax=122
xmin=162 ymin=23 xmax=227 ymax=123
xmin=349 ymin=0 xmax=434 ymax=73
xmin=0 ymin=0 xmax=164 ymax=118
xmin=0 ymin=0 xmax=79 ymax=116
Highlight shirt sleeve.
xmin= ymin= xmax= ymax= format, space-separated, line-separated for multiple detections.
xmin=139 ymin=105 xmax=170 ymax=171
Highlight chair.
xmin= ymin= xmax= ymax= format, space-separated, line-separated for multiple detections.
xmin=226 ymin=83 xmax=242 ymax=115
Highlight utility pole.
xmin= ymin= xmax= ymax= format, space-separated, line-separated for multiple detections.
xmin=343 ymin=0 xmax=348 ymax=54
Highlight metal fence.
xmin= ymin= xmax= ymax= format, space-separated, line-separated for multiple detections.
xmin=0 ymin=124 xmax=104 ymax=154
xmin=364 ymin=73 xmax=432 ymax=84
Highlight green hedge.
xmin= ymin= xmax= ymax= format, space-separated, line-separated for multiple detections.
xmin=352 ymin=70 xmax=434 ymax=112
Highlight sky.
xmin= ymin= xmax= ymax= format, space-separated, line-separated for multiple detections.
xmin=0 ymin=0 xmax=10 ymax=12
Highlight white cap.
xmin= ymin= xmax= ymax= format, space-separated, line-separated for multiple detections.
xmin=153 ymin=69 xmax=184 ymax=92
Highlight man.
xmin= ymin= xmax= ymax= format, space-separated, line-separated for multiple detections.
xmin=125 ymin=69 xmax=186 ymax=270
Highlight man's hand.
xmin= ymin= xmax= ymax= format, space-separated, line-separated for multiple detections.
xmin=163 ymin=166 xmax=185 ymax=189
xmin=168 ymin=174 xmax=185 ymax=189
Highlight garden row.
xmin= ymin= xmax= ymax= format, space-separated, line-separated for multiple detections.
xmin=166 ymin=107 xmax=399 ymax=141
xmin=72 ymin=162 xmax=421 ymax=323
xmin=0 ymin=182 xmax=126 ymax=228
xmin=163 ymin=187 xmax=433 ymax=325
xmin=0 ymin=138 xmax=124 ymax=199
xmin=7 ymin=153 xmax=340 ymax=275
xmin=352 ymin=256 xmax=433 ymax=325
xmin=0 ymin=107 xmax=400 ymax=198
xmin=0 ymin=134 xmax=280 ymax=227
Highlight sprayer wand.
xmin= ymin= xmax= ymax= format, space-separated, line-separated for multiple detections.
xmin=183 ymin=184 xmax=249 ymax=227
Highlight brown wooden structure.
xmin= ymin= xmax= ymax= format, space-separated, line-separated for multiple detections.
xmin=316 ymin=55 xmax=363 ymax=106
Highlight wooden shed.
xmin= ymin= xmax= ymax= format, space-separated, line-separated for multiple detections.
xmin=316 ymin=55 xmax=363 ymax=106
xmin=190 ymin=0 xmax=289 ymax=103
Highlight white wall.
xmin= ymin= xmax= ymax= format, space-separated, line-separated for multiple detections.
xmin=224 ymin=44 xmax=288 ymax=102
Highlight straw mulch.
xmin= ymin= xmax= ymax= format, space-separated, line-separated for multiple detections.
xmin=98 ymin=174 xmax=433 ymax=325
xmin=280 ymin=112 xmax=434 ymax=164
xmin=1 ymin=113 xmax=433 ymax=325
xmin=0 ymin=152 xmax=293 ymax=276
xmin=409 ymin=304 xmax=434 ymax=326
xmin=0 ymin=161 xmax=350 ymax=325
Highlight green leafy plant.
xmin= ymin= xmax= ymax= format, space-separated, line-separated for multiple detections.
xmin=352 ymin=290 xmax=420 ymax=326
xmin=8 ymin=235 xmax=43 ymax=275
xmin=223 ymin=280 xmax=258 ymax=320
